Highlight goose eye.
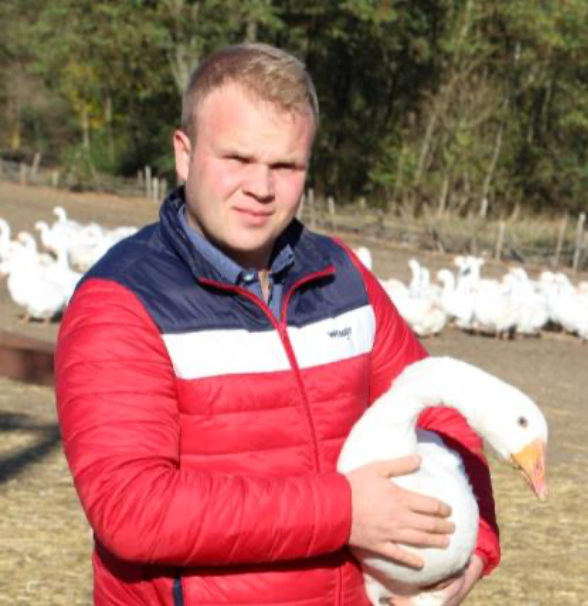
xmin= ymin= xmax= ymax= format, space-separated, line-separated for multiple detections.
xmin=518 ymin=416 xmax=528 ymax=428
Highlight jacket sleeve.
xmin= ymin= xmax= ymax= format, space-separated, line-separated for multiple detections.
xmin=345 ymin=249 xmax=500 ymax=577
xmin=55 ymin=278 xmax=351 ymax=567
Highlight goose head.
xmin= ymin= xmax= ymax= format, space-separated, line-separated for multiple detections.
xmin=476 ymin=382 xmax=548 ymax=500
xmin=382 ymin=357 xmax=548 ymax=500
xmin=53 ymin=205 xmax=67 ymax=222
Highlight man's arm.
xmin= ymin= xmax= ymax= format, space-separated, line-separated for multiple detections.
xmin=55 ymin=278 xmax=351 ymax=566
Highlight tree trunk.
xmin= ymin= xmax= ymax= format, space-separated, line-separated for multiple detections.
xmin=106 ymin=95 xmax=114 ymax=164
xmin=480 ymin=99 xmax=508 ymax=214
xmin=81 ymin=104 xmax=91 ymax=151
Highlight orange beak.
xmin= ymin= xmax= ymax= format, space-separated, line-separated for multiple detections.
xmin=511 ymin=439 xmax=547 ymax=500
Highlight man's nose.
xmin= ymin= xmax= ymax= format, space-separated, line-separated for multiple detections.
xmin=243 ymin=164 xmax=275 ymax=201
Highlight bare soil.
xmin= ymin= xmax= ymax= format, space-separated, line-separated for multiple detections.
xmin=0 ymin=181 xmax=587 ymax=604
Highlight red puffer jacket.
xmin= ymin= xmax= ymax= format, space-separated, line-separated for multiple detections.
xmin=55 ymin=198 xmax=499 ymax=605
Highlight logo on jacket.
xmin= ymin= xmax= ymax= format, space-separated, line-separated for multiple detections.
xmin=327 ymin=326 xmax=352 ymax=340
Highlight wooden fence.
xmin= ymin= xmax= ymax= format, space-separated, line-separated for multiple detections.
xmin=0 ymin=156 xmax=167 ymax=202
xmin=1 ymin=156 xmax=587 ymax=272
xmin=297 ymin=190 xmax=588 ymax=272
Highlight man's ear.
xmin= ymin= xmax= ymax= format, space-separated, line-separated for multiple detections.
xmin=173 ymin=130 xmax=192 ymax=182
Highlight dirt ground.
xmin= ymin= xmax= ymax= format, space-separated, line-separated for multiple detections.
xmin=1 ymin=181 xmax=587 ymax=605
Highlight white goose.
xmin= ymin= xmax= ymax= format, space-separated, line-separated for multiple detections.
xmin=337 ymin=357 xmax=547 ymax=606
xmin=436 ymin=269 xmax=475 ymax=330
xmin=354 ymin=246 xmax=374 ymax=271
xmin=6 ymin=247 xmax=67 ymax=321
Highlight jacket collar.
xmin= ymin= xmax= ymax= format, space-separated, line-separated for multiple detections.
xmin=159 ymin=186 xmax=334 ymax=286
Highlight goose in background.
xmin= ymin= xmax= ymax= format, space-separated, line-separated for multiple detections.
xmin=380 ymin=277 xmax=411 ymax=316
xmin=43 ymin=207 xmax=138 ymax=272
xmin=400 ymin=298 xmax=447 ymax=338
xmin=6 ymin=244 xmax=68 ymax=322
xmin=43 ymin=241 xmax=83 ymax=304
xmin=549 ymin=289 xmax=588 ymax=341
xmin=14 ymin=231 xmax=54 ymax=267
xmin=408 ymin=259 xmax=427 ymax=298
xmin=52 ymin=205 xmax=88 ymax=236
xmin=471 ymin=282 xmax=519 ymax=338
xmin=454 ymin=256 xmax=499 ymax=293
xmin=453 ymin=256 xmax=518 ymax=338
xmin=392 ymin=260 xmax=447 ymax=337
xmin=436 ymin=269 xmax=475 ymax=330
xmin=34 ymin=220 xmax=62 ymax=257
xmin=0 ymin=218 xmax=13 ymax=261
xmin=0 ymin=217 xmax=25 ymax=269
xmin=354 ymin=246 xmax=374 ymax=271
xmin=503 ymin=268 xmax=549 ymax=336
xmin=338 ymin=357 xmax=548 ymax=606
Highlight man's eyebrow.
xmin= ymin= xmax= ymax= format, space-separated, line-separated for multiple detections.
xmin=220 ymin=146 xmax=307 ymax=168
xmin=218 ymin=144 xmax=254 ymax=159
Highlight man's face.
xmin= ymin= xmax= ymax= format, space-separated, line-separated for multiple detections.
xmin=174 ymin=83 xmax=315 ymax=271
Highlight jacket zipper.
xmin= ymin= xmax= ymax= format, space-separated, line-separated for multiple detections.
xmin=198 ymin=267 xmax=335 ymax=473
xmin=172 ymin=574 xmax=184 ymax=606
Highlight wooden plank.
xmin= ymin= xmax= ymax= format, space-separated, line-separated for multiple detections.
xmin=0 ymin=330 xmax=55 ymax=386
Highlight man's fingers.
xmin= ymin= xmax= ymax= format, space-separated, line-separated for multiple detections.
xmin=408 ymin=493 xmax=453 ymax=518
xmin=374 ymin=457 xmax=454 ymax=518
xmin=381 ymin=543 xmax=424 ymax=570
xmin=411 ymin=512 xmax=456 ymax=535
xmin=377 ymin=455 xmax=422 ymax=478
xmin=390 ymin=528 xmax=452 ymax=549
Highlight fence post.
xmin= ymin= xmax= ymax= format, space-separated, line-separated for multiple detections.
xmin=19 ymin=163 xmax=28 ymax=185
xmin=144 ymin=166 xmax=152 ymax=199
xmin=307 ymin=188 xmax=316 ymax=229
xmin=152 ymin=176 xmax=160 ymax=202
xmin=159 ymin=178 xmax=168 ymax=201
xmin=577 ymin=231 xmax=588 ymax=272
xmin=327 ymin=196 xmax=336 ymax=230
xmin=51 ymin=171 xmax=60 ymax=188
xmin=494 ymin=220 xmax=506 ymax=261
xmin=552 ymin=214 xmax=568 ymax=268
xmin=31 ymin=152 xmax=42 ymax=183
xmin=296 ymin=191 xmax=305 ymax=220
xmin=572 ymin=212 xmax=586 ymax=271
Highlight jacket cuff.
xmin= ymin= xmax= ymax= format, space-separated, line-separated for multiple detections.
xmin=314 ymin=472 xmax=353 ymax=553
xmin=475 ymin=518 xmax=501 ymax=576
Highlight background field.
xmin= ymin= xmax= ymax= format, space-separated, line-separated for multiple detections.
xmin=0 ymin=181 xmax=586 ymax=605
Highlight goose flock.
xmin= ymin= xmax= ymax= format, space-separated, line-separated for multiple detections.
xmin=0 ymin=208 xmax=585 ymax=337
xmin=354 ymin=246 xmax=588 ymax=342
xmin=0 ymin=207 xmax=137 ymax=321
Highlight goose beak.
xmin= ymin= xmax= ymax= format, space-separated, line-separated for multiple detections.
xmin=511 ymin=439 xmax=547 ymax=501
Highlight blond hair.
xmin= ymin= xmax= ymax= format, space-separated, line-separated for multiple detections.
xmin=181 ymin=43 xmax=319 ymax=141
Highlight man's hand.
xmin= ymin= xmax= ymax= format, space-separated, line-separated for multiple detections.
xmin=387 ymin=554 xmax=485 ymax=605
xmin=422 ymin=554 xmax=484 ymax=606
xmin=345 ymin=456 xmax=455 ymax=569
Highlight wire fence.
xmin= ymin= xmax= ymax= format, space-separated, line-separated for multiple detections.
xmin=298 ymin=191 xmax=588 ymax=272
xmin=1 ymin=156 xmax=587 ymax=273
xmin=0 ymin=156 xmax=167 ymax=201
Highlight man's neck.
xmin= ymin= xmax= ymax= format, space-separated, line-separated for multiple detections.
xmin=258 ymin=269 xmax=270 ymax=301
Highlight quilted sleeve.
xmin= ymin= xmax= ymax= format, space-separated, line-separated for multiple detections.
xmin=344 ymin=249 xmax=501 ymax=577
xmin=55 ymin=278 xmax=351 ymax=566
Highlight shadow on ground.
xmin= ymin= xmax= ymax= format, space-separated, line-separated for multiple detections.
xmin=0 ymin=411 xmax=61 ymax=484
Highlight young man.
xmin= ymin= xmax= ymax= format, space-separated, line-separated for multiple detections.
xmin=55 ymin=43 xmax=499 ymax=606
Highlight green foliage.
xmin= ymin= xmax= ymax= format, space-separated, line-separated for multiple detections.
xmin=1 ymin=0 xmax=588 ymax=216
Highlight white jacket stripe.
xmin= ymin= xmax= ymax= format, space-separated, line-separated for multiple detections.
xmin=162 ymin=305 xmax=376 ymax=379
